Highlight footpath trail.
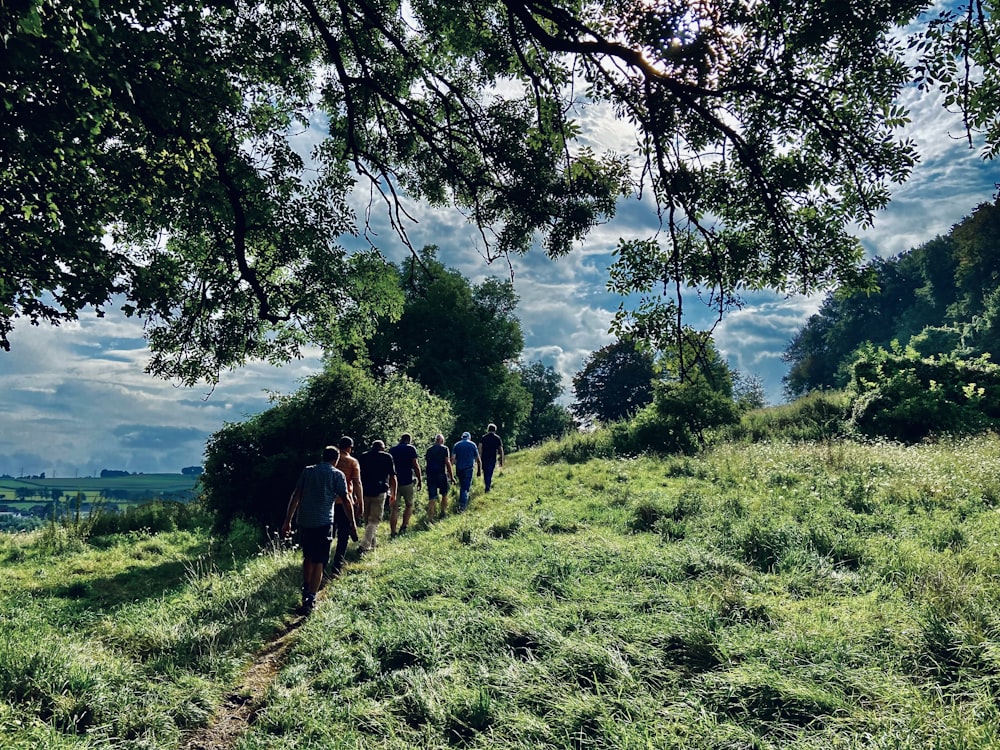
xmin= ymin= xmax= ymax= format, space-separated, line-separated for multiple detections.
xmin=181 ymin=613 xmax=307 ymax=750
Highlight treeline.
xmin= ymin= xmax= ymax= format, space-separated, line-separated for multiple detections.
xmin=780 ymin=199 xmax=1000 ymax=442
xmin=784 ymin=199 xmax=1000 ymax=395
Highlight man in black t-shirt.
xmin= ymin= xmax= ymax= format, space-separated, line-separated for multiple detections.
xmin=356 ymin=440 xmax=397 ymax=553
xmin=388 ymin=433 xmax=422 ymax=537
xmin=424 ymin=433 xmax=454 ymax=521
xmin=478 ymin=423 xmax=504 ymax=493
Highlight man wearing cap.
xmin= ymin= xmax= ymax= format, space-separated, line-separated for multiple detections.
xmin=451 ymin=431 xmax=481 ymax=512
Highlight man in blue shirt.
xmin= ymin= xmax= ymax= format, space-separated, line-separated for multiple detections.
xmin=452 ymin=431 xmax=482 ymax=512
xmin=281 ymin=446 xmax=349 ymax=615
xmin=388 ymin=433 xmax=422 ymax=537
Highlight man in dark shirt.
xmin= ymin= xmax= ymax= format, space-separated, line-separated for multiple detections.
xmin=356 ymin=440 xmax=397 ymax=553
xmin=388 ymin=433 xmax=422 ymax=537
xmin=424 ymin=433 xmax=454 ymax=521
xmin=478 ymin=423 xmax=504 ymax=493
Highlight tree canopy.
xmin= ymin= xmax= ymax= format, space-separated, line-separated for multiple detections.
xmin=3 ymin=0 xmax=996 ymax=381
xmin=783 ymin=199 xmax=1000 ymax=397
xmin=357 ymin=247 xmax=531 ymax=442
xmin=571 ymin=338 xmax=656 ymax=425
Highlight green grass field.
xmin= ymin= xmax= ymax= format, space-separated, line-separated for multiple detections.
xmin=3 ymin=435 xmax=1000 ymax=748
xmin=0 ymin=473 xmax=200 ymax=506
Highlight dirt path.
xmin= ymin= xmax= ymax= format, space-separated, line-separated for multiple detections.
xmin=181 ymin=614 xmax=306 ymax=750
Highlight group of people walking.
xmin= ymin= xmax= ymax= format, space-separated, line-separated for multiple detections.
xmin=281 ymin=425 xmax=505 ymax=615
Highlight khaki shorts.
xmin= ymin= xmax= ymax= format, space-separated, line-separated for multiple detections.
xmin=363 ymin=493 xmax=386 ymax=524
xmin=397 ymin=482 xmax=415 ymax=508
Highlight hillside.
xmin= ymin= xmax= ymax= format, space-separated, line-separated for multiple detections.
xmin=3 ymin=435 xmax=1000 ymax=748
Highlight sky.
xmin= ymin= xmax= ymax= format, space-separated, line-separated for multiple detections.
xmin=1 ymin=51 xmax=998 ymax=478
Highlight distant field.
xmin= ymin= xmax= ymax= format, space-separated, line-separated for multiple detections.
xmin=0 ymin=473 xmax=200 ymax=506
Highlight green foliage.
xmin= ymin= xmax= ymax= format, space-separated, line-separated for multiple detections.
xmin=517 ymin=360 xmax=574 ymax=447
xmin=201 ymin=360 xmax=453 ymax=531
xmin=359 ymin=248 xmax=530 ymax=442
xmin=720 ymin=390 xmax=850 ymax=443
xmin=571 ymin=338 xmax=656 ymax=425
xmin=784 ymin=200 xmax=1000 ymax=397
xmin=4 ymin=0 xmax=950 ymax=380
xmin=847 ymin=343 xmax=1000 ymax=441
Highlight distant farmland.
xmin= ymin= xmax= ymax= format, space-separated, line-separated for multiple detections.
xmin=0 ymin=473 xmax=200 ymax=510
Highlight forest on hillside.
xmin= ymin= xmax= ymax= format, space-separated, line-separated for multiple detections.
xmin=784 ymin=199 xmax=1000 ymax=397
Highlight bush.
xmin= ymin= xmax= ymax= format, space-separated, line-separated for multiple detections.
xmin=719 ymin=391 xmax=849 ymax=443
xmin=201 ymin=360 xmax=453 ymax=531
xmin=846 ymin=345 xmax=1000 ymax=442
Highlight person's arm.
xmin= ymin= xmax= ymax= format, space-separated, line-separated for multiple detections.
xmin=412 ymin=457 xmax=422 ymax=489
xmin=281 ymin=487 xmax=301 ymax=537
xmin=498 ymin=441 xmax=504 ymax=467
xmin=388 ymin=473 xmax=398 ymax=504
xmin=475 ymin=447 xmax=482 ymax=476
xmin=445 ymin=452 xmax=455 ymax=483
xmin=352 ymin=463 xmax=364 ymax=514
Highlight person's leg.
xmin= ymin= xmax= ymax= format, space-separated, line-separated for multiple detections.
xmin=399 ymin=483 xmax=414 ymax=532
xmin=458 ymin=468 xmax=473 ymax=510
xmin=330 ymin=504 xmax=351 ymax=576
xmin=482 ymin=460 xmax=496 ymax=492
xmin=427 ymin=482 xmax=438 ymax=522
xmin=362 ymin=493 xmax=384 ymax=551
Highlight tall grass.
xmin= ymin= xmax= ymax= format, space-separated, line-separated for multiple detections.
xmin=4 ymin=433 xmax=1000 ymax=748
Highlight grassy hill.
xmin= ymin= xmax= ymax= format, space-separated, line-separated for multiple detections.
xmin=2 ymin=435 xmax=1000 ymax=748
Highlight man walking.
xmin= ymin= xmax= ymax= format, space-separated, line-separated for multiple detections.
xmin=424 ymin=433 xmax=454 ymax=521
xmin=356 ymin=439 xmax=397 ymax=553
xmin=281 ymin=446 xmax=350 ymax=615
xmin=478 ymin=423 xmax=504 ymax=493
xmin=388 ymin=433 xmax=422 ymax=537
xmin=452 ymin=431 xmax=481 ymax=512
xmin=336 ymin=436 xmax=364 ymax=529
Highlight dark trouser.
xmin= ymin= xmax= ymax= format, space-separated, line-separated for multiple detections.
xmin=330 ymin=503 xmax=353 ymax=575
xmin=483 ymin=460 xmax=497 ymax=491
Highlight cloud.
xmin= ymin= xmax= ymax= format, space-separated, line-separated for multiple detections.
xmin=5 ymin=50 xmax=999 ymax=471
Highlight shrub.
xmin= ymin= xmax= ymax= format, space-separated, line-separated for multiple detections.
xmin=720 ymin=390 xmax=849 ymax=443
xmin=201 ymin=360 xmax=453 ymax=531
xmin=846 ymin=344 xmax=1000 ymax=442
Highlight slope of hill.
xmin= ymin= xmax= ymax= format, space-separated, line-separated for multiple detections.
xmin=2 ymin=435 xmax=1000 ymax=748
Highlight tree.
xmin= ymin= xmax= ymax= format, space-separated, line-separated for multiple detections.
xmin=517 ymin=360 xmax=574 ymax=446
xmin=783 ymin=200 xmax=1000 ymax=398
xmin=360 ymin=248 xmax=532 ymax=442
xmin=4 ymin=0 xmax=963 ymax=382
xmin=572 ymin=339 xmax=657 ymax=425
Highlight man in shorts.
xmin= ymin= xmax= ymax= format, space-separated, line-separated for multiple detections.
xmin=356 ymin=439 xmax=397 ymax=554
xmin=388 ymin=433 xmax=422 ymax=537
xmin=452 ymin=431 xmax=482 ymax=512
xmin=478 ymin=423 xmax=504 ymax=492
xmin=424 ymin=433 xmax=454 ymax=521
xmin=331 ymin=436 xmax=362 ymax=576
xmin=281 ymin=445 xmax=350 ymax=615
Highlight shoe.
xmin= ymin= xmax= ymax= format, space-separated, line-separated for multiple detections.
xmin=398 ymin=526 xmax=408 ymax=535
xmin=295 ymin=597 xmax=315 ymax=616
xmin=390 ymin=531 xmax=398 ymax=540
